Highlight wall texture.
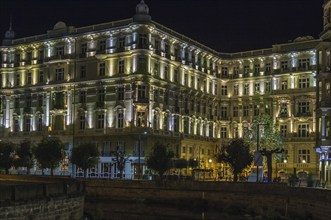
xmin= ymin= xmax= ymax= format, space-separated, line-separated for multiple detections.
xmin=85 ymin=180 xmax=331 ymax=220
xmin=0 ymin=175 xmax=85 ymax=220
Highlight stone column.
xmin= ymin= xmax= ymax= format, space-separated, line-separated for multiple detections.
xmin=46 ymin=93 xmax=50 ymax=126
xmin=67 ymin=91 xmax=72 ymax=126
xmin=5 ymin=96 xmax=10 ymax=128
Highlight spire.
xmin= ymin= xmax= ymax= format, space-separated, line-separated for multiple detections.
xmin=2 ymin=16 xmax=16 ymax=46
xmin=133 ymin=0 xmax=152 ymax=23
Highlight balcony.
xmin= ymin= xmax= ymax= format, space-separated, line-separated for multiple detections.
xmin=295 ymin=112 xmax=312 ymax=117
xmin=278 ymin=112 xmax=289 ymax=118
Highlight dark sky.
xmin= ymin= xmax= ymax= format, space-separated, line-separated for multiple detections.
xmin=0 ymin=0 xmax=324 ymax=52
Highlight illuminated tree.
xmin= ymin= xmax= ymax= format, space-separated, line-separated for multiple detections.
xmin=216 ymin=138 xmax=253 ymax=182
xmin=112 ymin=146 xmax=129 ymax=179
xmin=146 ymin=142 xmax=174 ymax=179
xmin=34 ymin=137 xmax=64 ymax=176
xmin=244 ymin=114 xmax=284 ymax=182
xmin=71 ymin=143 xmax=99 ymax=178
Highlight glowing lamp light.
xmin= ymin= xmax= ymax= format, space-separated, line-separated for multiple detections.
xmin=208 ymin=159 xmax=212 ymax=163
xmin=283 ymin=159 xmax=287 ymax=164
xmin=302 ymin=159 xmax=306 ymax=163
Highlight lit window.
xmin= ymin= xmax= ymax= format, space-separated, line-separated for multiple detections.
xmin=298 ymin=78 xmax=310 ymax=88
xmin=298 ymin=149 xmax=310 ymax=163
xmin=298 ymin=124 xmax=309 ymax=137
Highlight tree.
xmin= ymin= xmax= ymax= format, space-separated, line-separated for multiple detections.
xmin=34 ymin=137 xmax=64 ymax=176
xmin=0 ymin=141 xmax=15 ymax=174
xmin=14 ymin=140 xmax=34 ymax=174
xmin=243 ymin=114 xmax=284 ymax=182
xmin=146 ymin=142 xmax=174 ymax=179
xmin=216 ymin=138 xmax=253 ymax=182
xmin=71 ymin=143 xmax=100 ymax=178
xmin=112 ymin=146 xmax=129 ymax=179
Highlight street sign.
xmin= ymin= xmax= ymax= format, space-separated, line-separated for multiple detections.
xmin=254 ymin=152 xmax=263 ymax=166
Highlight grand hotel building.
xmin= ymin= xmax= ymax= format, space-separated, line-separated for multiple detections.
xmin=0 ymin=0 xmax=330 ymax=182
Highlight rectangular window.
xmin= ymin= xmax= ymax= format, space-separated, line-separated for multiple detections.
xmin=154 ymin=39 xmax=160 ymax=52
xmin=191 ymin=76 xmax=195 ymax=88
xmin=119 ymin=37 xmax=125 ymax=48
xmin=281 ymin=80 xmax=288 ymax=90
xmin=233 ymin=66 xmax=239 ymax=77
xmin=298 ymin=149 xmax=310 ymax=163
xmin=221 ymin=127 xmax=227 ymax=138
xmin=138 ymin=57 xmax=147 ymax=72
xmin=221 ymin=106 xmax=227 ymax=119
xmin=118 ymin=87 xmax=124 ymax=100
xmin=184 ymin=73 xmax=188 ymax=86
xmin=16 ymin=73 xmax=20 ymax=86
xmin=298 ymin=58 xmax=310 ymax=70
xmin=221 ymin=85 xmax=227 ymax=96
xmin=38 ymin=95 xmax=43 ymax=107
xmin=164 ymin=66 xmax=169 ymax=80
xmin=255 ymin=82 xmax=260 ymax=93
xmin=233 ymin=106 xmax=239 ymax=117
xmin=26 ymin=72 xmax=32 ymax=85
xmin=298 ymin=101 xmax=310 ymax=115
xmin=221 ymin=67 xmax=228 ymax=77
xmin=25 ymin=118 xmax=31 ymax=132
xmin=280 ymin=124 xmax=287 ymax=137
xmin=37 ymin=117 xmax=43 ymax=131
xmin=281 ymin=60 xmax=288 ymax=71
xmin=99 ymin=40 xmax=106 ymax=52
xmin=139 ymin=34 xmax=147 ymax=49
xmin=80 ymin=65 xmax=86 ymax=78
xmin=117 ymin=112 xmax=124 ymax=128
xmin=118 ymin=60 xmax=125 ymax=74
xmin=39 ymin=71 xmax=44 ymax=83
xmin=174 ymin=69 xmax=179 ymax=83
xmin=265 ymin=63 xmax=271 ymax=73
xmin=55 ymin=68 xmax=64 ymax=81
xmin=265 ymin=81 xmax=271 ymax=93
xmin=243 ymin=105 xmax=249 ymax=116
xmin=98 ymin=88 xmax=105 ymax=103
xmin=97 ymin=114 xmax=105 ymax=129
xmin=234 ymin=84 xmax=239 ymax=96
xmin=99 ymin=62 xmax=105 ymax=76
xmin=298 ymin=78 xmax=310 ymax=88
xmin=244 ymin=65 xmax=249 ymax=75
xmin=138 ymin=85 xmax=146 ymax=99
xmin=56 ymin=46 xmax=64 ymax=56
xmin=137 ymin=111 xmax=145 ymax=127
xmin=298 ymin=124 xmax=309 ymax=137
xmin=153 ymin=62 xmax=159 ymax=76
xmin=244 ymin=83 xmax=249 ymax=95
xmin=79 ymin=90 xmax=86 ymax=103
xmin=254 ymin=64 xmax=260 ymax=75
xmin=80 ymin=43 xmax=87 ymax=55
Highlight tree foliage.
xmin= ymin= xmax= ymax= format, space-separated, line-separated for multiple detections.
xmin=71 ymin=142 xmax=100 ymax=178
xmin=34 ymin=137 xmax=64 ymax=176
xmin=14 ymin=140 xmax=34 ymax=174
xmin=0 ymin=141 xmax=15 ymax=174
xmin=112 ymin=146 xmax=129 ymax=179
xmin=243 ymin=114 xmax=284 ymax=182
xmin=146 ymin=142 xmax=174 ymax=179
xmin=216 ymin=138 xmax=253 ymax=182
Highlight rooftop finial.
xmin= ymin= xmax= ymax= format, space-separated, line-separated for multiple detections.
xmin=9 ymin=15 xmax=13 ymax=31
xmin=133 ymin=0 xmax=151 ymax=22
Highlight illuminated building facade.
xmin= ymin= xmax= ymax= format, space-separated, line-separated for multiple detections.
xmin=0 ymin=1 xmax=322 ymax=179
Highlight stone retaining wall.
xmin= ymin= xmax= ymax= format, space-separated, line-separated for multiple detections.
xmin=85 ymin=180 xmax=331 ymax=220
xmin=0 ymin=175 xmax=85 ymax=220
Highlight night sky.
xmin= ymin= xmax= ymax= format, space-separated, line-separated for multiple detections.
xmin=0 ymin=0 xmax=324 ymax=52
